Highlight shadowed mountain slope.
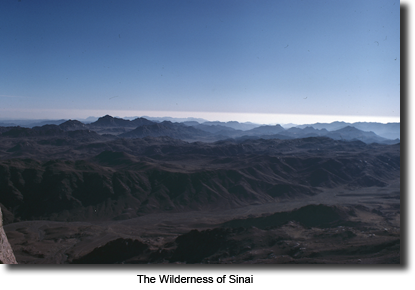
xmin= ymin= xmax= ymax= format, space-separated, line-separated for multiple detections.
xmin=222 ymin=204 xmax=358 ymax=229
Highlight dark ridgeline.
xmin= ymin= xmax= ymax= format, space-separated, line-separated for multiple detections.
xmin=89 ymin=115 xmax=154 ymax=128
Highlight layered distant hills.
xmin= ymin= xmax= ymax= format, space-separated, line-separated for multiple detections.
xmin=0 ymin=114 xmax=400 ymax=144
xmin=0 ymin=133 xmax=400 ymax=223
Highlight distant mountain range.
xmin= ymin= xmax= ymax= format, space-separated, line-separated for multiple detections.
xmin=0 ymin=115 xmax=400 ymax=144
xmin=295 ymin=121 xmax=400 ymax=139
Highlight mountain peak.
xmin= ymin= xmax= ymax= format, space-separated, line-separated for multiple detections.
xmin=58 ymin=120 xmax=87 ymax=131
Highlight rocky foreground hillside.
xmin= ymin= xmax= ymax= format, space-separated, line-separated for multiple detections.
xmin=0 ymin=208 xmax=17 ymax=264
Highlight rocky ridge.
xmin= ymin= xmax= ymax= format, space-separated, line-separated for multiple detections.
xmin=0 ymin=208 xmax=17 ymax=264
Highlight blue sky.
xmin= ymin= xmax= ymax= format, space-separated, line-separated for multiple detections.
xmin=0 ymin=0 xmax=400 ymax=123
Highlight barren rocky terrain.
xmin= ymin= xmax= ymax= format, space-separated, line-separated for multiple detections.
xmin=0 ymin=117 xmax=400 ymax=264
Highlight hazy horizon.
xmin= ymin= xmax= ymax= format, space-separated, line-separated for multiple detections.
xmin=0 ymin=109 xmax=400 ymax=126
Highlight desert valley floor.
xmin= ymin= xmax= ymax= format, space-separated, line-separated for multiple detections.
xmin=4 ymin=183 xmax=400 ymax=264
